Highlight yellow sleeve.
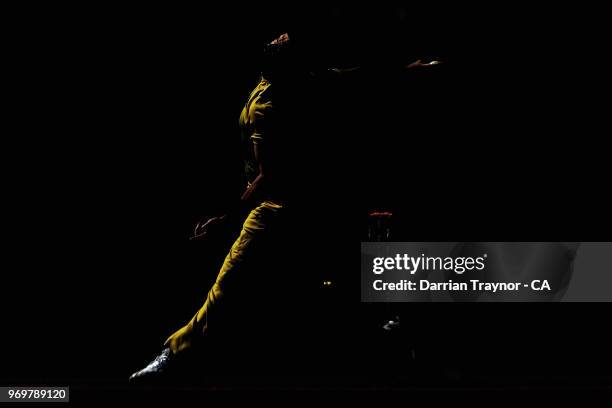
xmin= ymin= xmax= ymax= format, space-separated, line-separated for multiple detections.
xmin=250 ymin=95 xmax=273 ymax=146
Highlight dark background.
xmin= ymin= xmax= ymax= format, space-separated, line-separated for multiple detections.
xmin=2 ymin=3 xmax=611 ymax=401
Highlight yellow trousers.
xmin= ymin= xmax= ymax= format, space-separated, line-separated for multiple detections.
xmin=164 ymin=200 xmax=283 ymax=354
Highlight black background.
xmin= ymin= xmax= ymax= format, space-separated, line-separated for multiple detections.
xmin=2 ymin=2 xmax=611 ymax=401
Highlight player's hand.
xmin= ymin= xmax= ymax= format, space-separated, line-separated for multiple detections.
xmin=269 ymin=33 xmax=290 ymax=45
xmin=192 ymin=215 xmax=227 ymax=240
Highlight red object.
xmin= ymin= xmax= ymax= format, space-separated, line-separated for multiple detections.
xmin=369 ymin=211 xmax=393 ymax=218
